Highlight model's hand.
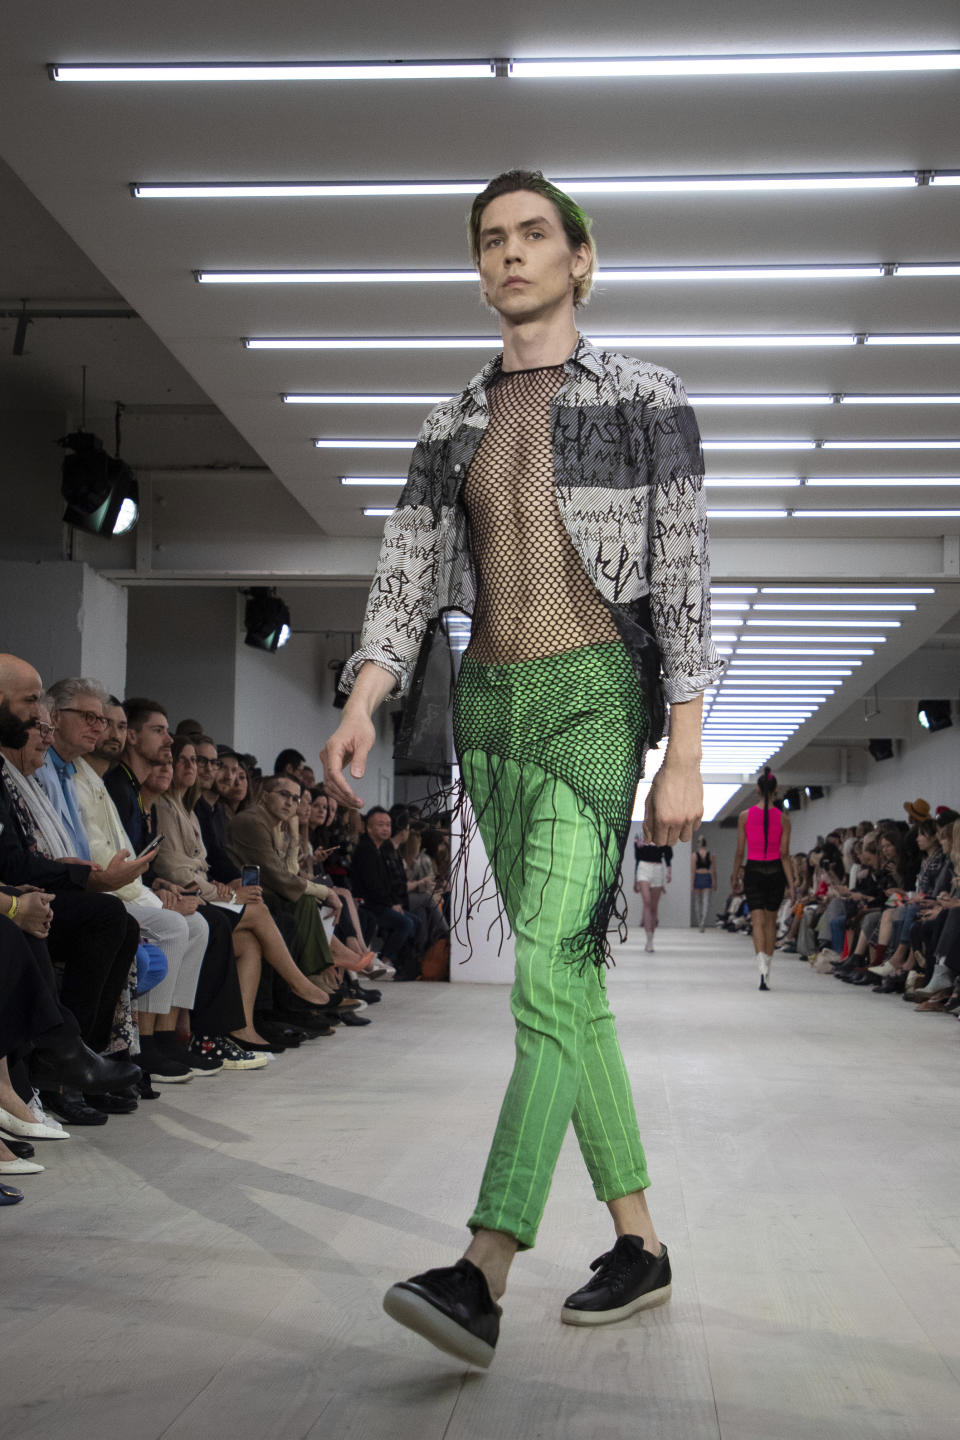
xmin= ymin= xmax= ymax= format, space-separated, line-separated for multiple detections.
xmin=643 ymin=763 xmax=703 ymax=846
xmin=320 ymin=712 xmax=376 ymax=810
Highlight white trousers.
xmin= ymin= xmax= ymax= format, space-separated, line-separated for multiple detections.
xmin=124 ymin=902 xmax=208 ymax=1014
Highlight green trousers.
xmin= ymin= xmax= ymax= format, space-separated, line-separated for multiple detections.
xmin=453 ymin=641 xmax=651 ymax=1251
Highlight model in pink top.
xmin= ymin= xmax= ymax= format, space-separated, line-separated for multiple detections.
xmin=731 ymin=769 xmax=795 ymax=990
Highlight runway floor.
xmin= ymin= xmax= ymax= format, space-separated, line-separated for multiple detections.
xmin=3 ymin=930 xmax=959 ymax=1440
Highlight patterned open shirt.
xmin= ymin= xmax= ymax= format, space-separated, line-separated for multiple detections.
xmin=341 ymin=335 xmax=724 ymax=748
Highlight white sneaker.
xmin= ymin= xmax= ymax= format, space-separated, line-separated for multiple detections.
xmin=644 ymin=938 xmax=654 ymax=953
xmin=867 ymin=961 xmax=894 ymax=977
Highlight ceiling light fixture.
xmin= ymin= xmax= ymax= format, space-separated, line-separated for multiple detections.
xmin=288 ymin=393 xmax=449 ymax=405
xmin=754 ymin=601 xmax=915 ymax=610
xmin=822 ymin=439 xmax=960 ymax=449
xmin=135 ymin=171 xmax=923 ymax=201
xmin=340 ymin=476 xmax=405 ymax=486
xmin=800 ymin=508 xmax=960 ymax=517
xmin=198 ymin=264 xmax=892 ymax=285
xmin=247 ymin=332 xmax=960 ymax=351
xmin=51 ymin=52 xmax=960 ymax=83
xmin=806 ymin=477 xmax=960 ymax=486
xmin=840 ymin=394 xmax=960 ymax=403
xmin=707 ymin=509 xmax=790 ymax=518
xmin=362 ymin=507 xmax=396 ymax=517
xmin=760 ymin=586 xmax=934 ymax=594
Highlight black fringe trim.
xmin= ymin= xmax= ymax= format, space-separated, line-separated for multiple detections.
xmin=421 ymin=752 xmax=631 ymax=976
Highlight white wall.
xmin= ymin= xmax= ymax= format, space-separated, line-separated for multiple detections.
xmin=786 ymin=724 xmax=960 ymax=852
xmin=0 ymin=559 xmax=125 ymax=693
xmin=125 ymin=586 xmax=238 ymax=742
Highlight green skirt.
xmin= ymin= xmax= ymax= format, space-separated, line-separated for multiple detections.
xmin=452 ymin=639 xmax=649 ymax=971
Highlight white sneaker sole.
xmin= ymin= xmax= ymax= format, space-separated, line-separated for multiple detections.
xmin=383 ymin=1284 xmax=496 ymax=1368
xmin=149 ymin=1071 xmax=194 ymax=1084
xmin=221 ymin=1056 xmax=269 ymax=1070
xmin=560 ymin=1281 xmax=672 ymax=1326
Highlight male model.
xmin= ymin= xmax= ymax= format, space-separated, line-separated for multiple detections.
xmin=322 ymin=170 xmax=721 ymax=1367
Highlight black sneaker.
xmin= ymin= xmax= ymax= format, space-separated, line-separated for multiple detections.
xmin=383 ymin=1258 xmax=501 ymax=1368
xmin=560 ymin=1235 xmax=672 ymax=1326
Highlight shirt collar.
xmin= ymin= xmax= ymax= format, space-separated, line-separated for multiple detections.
xmin=462 ymin=333 xmax=602 ymax=411
xmin=48 ymin=747 xmax=77 ymax=780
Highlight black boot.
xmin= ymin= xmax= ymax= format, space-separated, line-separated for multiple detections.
xmin=30 ymin=1037 xmax=141 ymax=1096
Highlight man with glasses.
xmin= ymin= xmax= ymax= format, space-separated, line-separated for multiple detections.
xmin=193 ymin=737 xmax=234 ymax=883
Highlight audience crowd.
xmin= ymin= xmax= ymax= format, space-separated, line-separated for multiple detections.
xmin=717 ymin=795 xmax=960 ymax=1019
xmin=0 ymin=653 xmax=451 ymax=1204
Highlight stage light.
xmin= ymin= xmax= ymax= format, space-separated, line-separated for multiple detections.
xmin=868 ymin=738 xmax=895 ymax=762
xmin=917 ymin=700 xmax=953 ymax=732
xmin=805 ymin=786 xmax=825 ymax=800
xmin=243 ymin=588 xmax=291 ymax=651
xmin=59 ymin=430 xmax=139 ymax=536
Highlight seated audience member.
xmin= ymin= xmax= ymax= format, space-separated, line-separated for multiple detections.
xmin=274 ymin=748 xmax=306 ymax=781
xmin=219 ymin=753 xmax=253 ymax=816
xmin=152 ymin=737 xmax=345 ymax=1050
xmin=226 ymin=774 xmax=375 ymax=978
xmin=400 ymin=822 xmax=450 ymax=959
xmin=174 ymin=718 xmax=205 ymax=744
xmin=351 ymin=807 xmax=419 ymax=979
xmin=105 ymin=697 xmax=173 ymax=854
xmin=193 ymin=738 xmax=235 ymax=882
xmin=299 ymin=764 xmax=317 ymax=789
xmin=70 ymin=689 xmax=212 ymax=1082
xmin=0 ymin=658 xmax=143 ymax=1101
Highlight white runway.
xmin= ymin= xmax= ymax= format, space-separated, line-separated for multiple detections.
xmin=3 ymin=930 xmax=959 ymax=1440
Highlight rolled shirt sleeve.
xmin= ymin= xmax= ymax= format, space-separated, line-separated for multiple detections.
xmin=642 ymin=375 xmax=725 ymax=703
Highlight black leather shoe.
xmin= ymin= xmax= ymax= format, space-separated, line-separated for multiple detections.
xmin=383 ymin=1259 xmax=501 ymax=1368
xmin=354 ymin=986 xmax=382 ymax=1004
xmin=38 ymin=1089 xmax=108 ymax=1126
xmin=2 ymin=1139 xmax=35 ymax=1159
xmin=85 ymin=1092 xmax=138 ymax=1115
xmin=561 ymin=1235 xmax=672 ymax=1326
xmin=336 ymin=1010 xmax=372 ymax=1027
xmin=31 ymin=1038 xmax=141 ymax=1096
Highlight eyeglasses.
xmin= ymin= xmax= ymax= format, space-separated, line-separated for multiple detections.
xmin=35 ymin=723 xmax=55 ymax=739
xmin=59 ymin=708 xmax=108 ymax=728
xmin=195 ymin=757 xmax=222 ymax=769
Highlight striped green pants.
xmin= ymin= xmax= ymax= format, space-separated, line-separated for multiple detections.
xmin=454 ymin=642 xmax=651 ymax=1251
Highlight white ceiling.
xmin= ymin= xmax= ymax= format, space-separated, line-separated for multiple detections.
xmin=0 ymin=1 xmax=958 ymax=803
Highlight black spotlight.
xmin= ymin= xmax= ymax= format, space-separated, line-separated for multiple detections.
xmin=917 ymin=700 xmax=953 ymax=733
xmin=59 ymin=430 xmax=139 ymax=535
xmin=243 ymin=588 xmax=291 ymax=652
xmin=783 ymin=787 xmax=802 ymax=810
xmin=868 ymin=738 xmax=895 ymax=762
xmin=805 ymin=785 xmax=824 ymax=801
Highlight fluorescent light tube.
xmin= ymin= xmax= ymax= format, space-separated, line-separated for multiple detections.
xmin=740 ymin=634 xmax=888 ymax=642
xmin=735 ymin=647 xmax=874 ymax=655
xmin=199 ymin=264 xmax=886 ymax=285
xmin=340 ymin=476 xmax=405 ymax=486
xmin=710 ymin=601 xmax=752 ymax=609
xmin=754 ymin=602 xmax=915 ymax=610
xmin=744 ymin=619 xmax=899 ymax=627
xmin=703 ymin=441 xmax=816 ymax=451
xmin=315 ymin=439 xmax=413 ymax=450
xmin=135 ymin=173 xmax=918 ymax=201
xmin=822 ymin=439 xmax=960 ymax=449
xmin=707 ymin=508 xmax=790 ymax=518
xmin=246 ymin=334 xmax=856 ymax=349
xmin=800 ymin=508 xmax=960 ymax=517
xmin=693 ymin=395 xmax=833 ymax=405
xmin=867 ymin=334 xmax=960 ymax=345
xmin=51 ymin=61 xmax=495 ymax=82
xmin=711 ymin=586 xmax=759 ymax=594
xmin=759 ymin=586 xmax=934 ymax=593
xmin=839 ymin=393 xmax=960 ymax=403
xmin=895 ymin=263 xmax=960 ymax=275
xmin=929 ymin=174 xmax=960 ymax=185
xmin=362 ymin=507 xmax=396 ymax=517
xmin=509 ymin=53 xmax=960 ymax=78
xmin=288 ymin=394 xmax=449 ymax=404
xmin=806 ymin=477 xmax=960 ymax=486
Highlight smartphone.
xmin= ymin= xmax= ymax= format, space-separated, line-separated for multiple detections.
xmin=136 ymin=834 xmax=163 ymax=860
xmin=241 ymin=864 xmax=261 ymax=888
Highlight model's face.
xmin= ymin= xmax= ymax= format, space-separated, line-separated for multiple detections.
xmin=475 ymin=190 xmax=589 ymax=323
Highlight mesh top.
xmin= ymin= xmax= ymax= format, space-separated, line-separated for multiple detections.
xmin=463 ymin=364 xmax=619 ymax=664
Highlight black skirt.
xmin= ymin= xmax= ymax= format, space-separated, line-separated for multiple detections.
xmin=743 ymin=859 xmax=787 ymax=912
